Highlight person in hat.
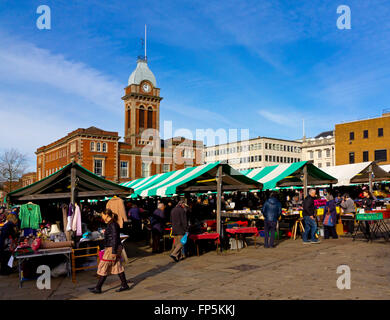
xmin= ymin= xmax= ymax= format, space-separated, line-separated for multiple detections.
xmin=89 ymin=209 xmax=129 ymax=294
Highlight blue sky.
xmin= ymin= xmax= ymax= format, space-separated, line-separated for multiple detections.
xmin=1 ymin=0 xmax=390 ymax=170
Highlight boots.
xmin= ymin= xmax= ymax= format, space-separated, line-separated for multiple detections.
xmin=116 ymin=272 xmax=130 ymax=292
xmin=89 ymin=275 xmax=106 ymax=294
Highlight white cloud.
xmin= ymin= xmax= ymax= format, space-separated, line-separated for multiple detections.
xmin=0 ymin=33 xmax=123 ymax=114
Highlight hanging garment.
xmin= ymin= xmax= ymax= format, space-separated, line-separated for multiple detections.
xmin=72 ymin=204 xmax=82 ymax=236
xmin=66 ymin=203 xmax=73 ymax=232
xmin=106 ymin=197 xmax=127 ymax=228
xmin=19 ymin=203 xmax=42 ymax=229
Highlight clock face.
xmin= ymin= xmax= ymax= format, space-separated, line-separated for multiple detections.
xmin=142 ymin=83 xmax=151 ymax=92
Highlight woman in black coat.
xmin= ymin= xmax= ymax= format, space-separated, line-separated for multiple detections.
xmin=89 ymin=209 xmax=130 ymax=294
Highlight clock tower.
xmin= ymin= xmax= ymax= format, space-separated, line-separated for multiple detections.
xmin=121 ymin=57 xmax=163 ymax=149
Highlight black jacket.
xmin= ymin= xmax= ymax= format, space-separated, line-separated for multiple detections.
xmin=302 ymin=195 xmax=315 ymax=217
xmin=170 ymin=206 xmax=188 ymax=236
xmin=104 ymin=221 xmax=120 ymax=254
xmin=262 ymin=197 xmax=282 ymax=222
xmin=362 ymin=197 xmax=373 ymax=210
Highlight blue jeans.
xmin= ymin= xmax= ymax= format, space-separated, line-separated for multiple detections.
xmin=302 ymin=216 xmax=317 ymax=242
xmin=264 ymin=221 xmax=277 ymax=247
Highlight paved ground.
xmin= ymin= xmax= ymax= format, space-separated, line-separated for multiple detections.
xmin=1 ymin=235 xmax=390 ymax=300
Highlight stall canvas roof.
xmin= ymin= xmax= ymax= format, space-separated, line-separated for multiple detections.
xmin=242 ymin=161 xmax=337 ymax=190
xmin=380 ymin=164 xmax=390 ymax=173
xmin=8 ymin=162 xmax=133 ymax=202
xmin=121 ymin=162 xmax=262 ymax=198
xmin=321 ymin=162 xmax=390 ymax=187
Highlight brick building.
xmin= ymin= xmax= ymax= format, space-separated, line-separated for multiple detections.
xmin=21 ymin=172 xmax=37 ymax=187
xmin=335 ymin=110 xmax=390 ymax=165
xmin=36 ymin=57 xmax=204 ymax=183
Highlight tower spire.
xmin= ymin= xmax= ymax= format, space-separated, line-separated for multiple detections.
xmin=145 ymin=24 xmax=147 ymax=60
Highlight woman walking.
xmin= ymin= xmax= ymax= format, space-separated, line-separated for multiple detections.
xmin=323 ymin=195 xmax=338 ymax=239
xmin=89 ymin=209 xmax=129 ymax=294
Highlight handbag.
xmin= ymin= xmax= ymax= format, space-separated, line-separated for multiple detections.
xmin=180 ymin=232 xmax=188 ymax=245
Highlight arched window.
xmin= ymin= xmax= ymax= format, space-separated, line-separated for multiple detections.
xmin=147 ymin=107 xmax=153 ymax=128
xmin=139 ymin=106 xmax=145 ymax=128
xmin=96 ymin=142 xmax=101 ymax=152
xmin=102 ymin=142 xmax=107 ymax=152
xmin=90 ymin=142 xmax=95 ymax=151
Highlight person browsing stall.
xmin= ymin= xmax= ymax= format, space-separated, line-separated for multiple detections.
xmin=262 ymin=192 xmax=282 ymax=248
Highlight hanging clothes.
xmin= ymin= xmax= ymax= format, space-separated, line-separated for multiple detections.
xmin=106 ymin=197 xmax=127 ymax=228
xmin=19 ymin=203 xmax=42 ymax=230
xmin=72 ymin=203 xmax=82 ymax=236
xmin=66 ymin=203 xmax=73 ymax=232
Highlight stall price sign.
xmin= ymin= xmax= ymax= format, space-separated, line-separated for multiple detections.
xmin=356 ymin=212 xmax=383 ymax=221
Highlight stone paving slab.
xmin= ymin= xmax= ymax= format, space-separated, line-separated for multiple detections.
xmin=1 ymin=237 xmax=390 ymax=300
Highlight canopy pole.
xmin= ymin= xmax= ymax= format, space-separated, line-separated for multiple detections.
xmin=369 ymin=164 xmax=373 ymax=193
xmin=67 ymin=163 xmax=77 ymax=241
xmin=303 ymin=164 xmax=308 ymax=198
xmin=216 ymin=165 xmax=223 ymax=240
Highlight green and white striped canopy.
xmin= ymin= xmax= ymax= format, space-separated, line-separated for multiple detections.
xmin=242 ymin=161 xmax=338 ymax=190
xmin=121 ymin=162 xmax=262 ymax=198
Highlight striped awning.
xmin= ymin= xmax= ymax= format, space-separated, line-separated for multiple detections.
xmin=121 ymin=162 xmax=262 ymax=198
xmin=242 ymin=161 xmax=337 ymax=190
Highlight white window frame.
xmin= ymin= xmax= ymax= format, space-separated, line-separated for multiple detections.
xmin=120 ymin=161 xmax=128 ymax=178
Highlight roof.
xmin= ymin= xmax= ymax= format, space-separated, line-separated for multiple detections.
xmin=380 ymin=164 xmax=390 ymax=173
xmin=321 ymin=162 xmax=390 ymax=186
xmin=315 ymin=130 xmax=334 ymax=139
xmin=242 ymin=161 xmax=338 ymax=190
xmin=121 ymin=162 xmax=262 ymax=198
xmin=8 ymin=162 xmax=132 ymax=202
xmin=128 ymin=59 xmax=157 ymax=87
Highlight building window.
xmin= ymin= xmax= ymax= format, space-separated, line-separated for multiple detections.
xmin=96 ymin=142 xmax=101 ymax=152
xmin=70 ymin=142 xmax=76 ymax=153
xmin=90 ymin=142 xmax=95 ymax=151
xmin=318 ymin=150 xmax=322 ymax=159
xmin=163 ymin=164 xmax=170 ymax=173
xmin=349 ymin=132 xmax=354 ymax=140
xmin=139 ymin=106 xmax=145 ymax=128
xmin=147 ymin=107 xmax=153 ymax=128
xmin=349 ymin=152 xmax=355 ymax=164
xmin=120 ymin=161 xmax=128 ymax=178
xmin=142 ymin=162 xmax=151 ymax=177
xmin=375 ymin=149 xmax=387 ymax=162
xmin=363 ymin=130 xmax=368 ymax=139
xmin=309 ymin=151 xmax=314 ymax=159
xmin=318 ymin=163 xmax=322 ymax=168
xmin=326 ymin=149 xmax=331 ymax=158
xmin=94 ymin=159 xmax=103 ymax=176
xmin=102 ymin=143 xmax=107 ymax=152
xmin=326 ymin=162 xmax=330 ymax=167
xmin=378 ymin=128 xmax=384 ymax=137
xmin=363 ymin=151 xmax=369 ymax=162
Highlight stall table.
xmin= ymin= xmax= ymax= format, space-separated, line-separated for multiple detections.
xmin=189 ymin=233 xmax=220 ymax=256
xmin=353 ymin=211 xmax=390 ymax=242
xmin=14 ymin=247 xmax=72 ymax=288
xmin=226 ymin=227 xmax=258 ymax=251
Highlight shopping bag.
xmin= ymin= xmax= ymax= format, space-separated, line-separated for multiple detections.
xmin=336 ymin=221 xmax=344 ymax=235
xmin=180 ymin=232 xmax=188 ymax=245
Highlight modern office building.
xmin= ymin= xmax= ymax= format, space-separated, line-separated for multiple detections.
xmin=205 ymin=137 xmax=302 ymax=171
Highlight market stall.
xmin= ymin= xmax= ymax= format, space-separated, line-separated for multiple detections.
xmin=4 ymin=161 xmax=133 ymax=283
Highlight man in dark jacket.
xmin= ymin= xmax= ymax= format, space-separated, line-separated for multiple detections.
xmin=170 ymin=201 xmax=188 ymax=262
xmin=151 ymin=203 xmax=165 ymax=253
xmin=262 ymin=192 xmax=282 ymax=248
xmin=302 ymin=189 xmax=320 ymax=244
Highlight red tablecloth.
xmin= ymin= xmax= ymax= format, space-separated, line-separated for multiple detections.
xmin=226 ymin=227 xmax=258 ymax=235
xmin=189 ymin=233 xmax=220 ymax=241
xmin=366 ymin=210 xmax=390 ymax=219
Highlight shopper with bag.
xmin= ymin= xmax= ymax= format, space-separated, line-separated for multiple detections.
xmin=89 ymin=209 xmax=129 ymax=294
xmin=323 ymin=195 xmax=338 ymax=239
xmin=340 ymin=193 xmax=356 ymax=234
xmin=169 ymin=201 xmax=188 ymax=262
